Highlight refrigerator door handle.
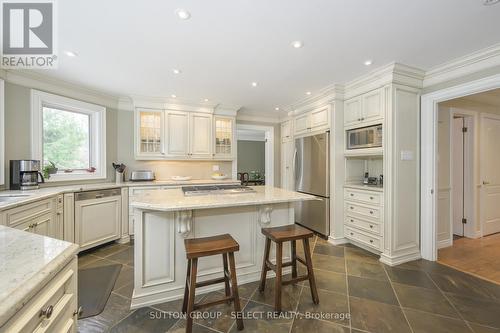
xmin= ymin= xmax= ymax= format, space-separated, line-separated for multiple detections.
xmin=292 ymin=148 xmax=299 ymax=186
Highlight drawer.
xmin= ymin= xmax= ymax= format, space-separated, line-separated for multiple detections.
xmin=345 ymin=215 xmax=381 ymax=236
xmin=4 ymin=198 xmax=54 ymax=228
xmin=344 ymin=201 xmax=380 ymax=220
xmin=344 ymin=189 xmax=381 ymax=205
xmin=1 ymin=259 xmax=77 ymax=333
xmin=345 ymin=226 xmax=382 ymax=251
xmin=129 ymin=186 xmax=161 ymax=197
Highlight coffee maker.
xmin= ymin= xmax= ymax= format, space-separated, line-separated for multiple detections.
xmin=10 ymin=160 xmax=45 ymax=190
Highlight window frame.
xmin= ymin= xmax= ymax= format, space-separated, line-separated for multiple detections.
xmin=31 ymin=90 xmax=107 ymax=182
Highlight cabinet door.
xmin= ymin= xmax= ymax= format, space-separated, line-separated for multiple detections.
xmin=33 ymin=213 xmax=54 ymax=238
xmin=165 ymin=111 xmax=189 ymax=157
xmin=214 ymin=116 xmax=234 ymax=159
xmin=344 ymin=97 xmax=362 ymax=127
xmin=310 ymin=106 xmax=330 ymax=130
xmin=281 ymin=120 xmax=292 ymax=143
xmin=362 ymin=88 xmax=384 ymax=122
xmin=294 ymin=113 xmax=310 ymax=135
xmin=281 ymin=141 xmax=295 ymax=190
xmin=136 ymin=109 xmax=164 ymax=157
xmin=190 ymin=113 xmax=213 ymax=158
xmin=13 ymin=219 xmax=34 ymax=233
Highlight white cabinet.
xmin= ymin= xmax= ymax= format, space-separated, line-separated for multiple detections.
xmin=214 ymin=116 xmax=235 ymax=159
xmin=281 ymin=120 xmax=292 ymax=143
xmin=165 ymin=111 xmax=189 ymax=157
xmin=293 ymin=105 xmax=330 ymax=136
xmin=280 ymin=141 xmax=295 ymax=190
xmin=189 ymin=113 xmax=213 ymax=158
xmin=344 ymin=88 xmax=384 ymax=128
xmin=136 ymin=108 xmax=164 ymax=158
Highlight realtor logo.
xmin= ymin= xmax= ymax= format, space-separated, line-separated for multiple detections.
xmin=1 ymin=0 xmax=57 ymax=68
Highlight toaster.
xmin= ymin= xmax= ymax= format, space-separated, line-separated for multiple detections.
xmin=130 ymin=170 xmax=155 ymax=181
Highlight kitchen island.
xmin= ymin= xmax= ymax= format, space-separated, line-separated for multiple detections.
xmin=129 ymin=186 xmax=316 ymax=308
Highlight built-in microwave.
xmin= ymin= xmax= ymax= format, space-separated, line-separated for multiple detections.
xmin=346 ymin=124 xmax=383 ymax=150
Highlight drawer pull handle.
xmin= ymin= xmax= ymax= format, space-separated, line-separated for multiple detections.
xmin=369 ymin=240 xmax=374 ymax=243
xmin=40 ymin=305 xmax=54 ymax=319
xmin=370 ymin=211 xmax=374 ymax=214
xmin=73 ymin=306 xmax=83 ymax=318
xmin=370 ymin=225 xmax=373 ymax=228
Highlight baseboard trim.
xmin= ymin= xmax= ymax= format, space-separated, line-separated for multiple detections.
xmin=437 ymin=239 xmax=452 ymax=249
xmin=328 ymin=236 xmax=349 ymax=246
xmin=379 ymin=251 xmax=422 ymax=267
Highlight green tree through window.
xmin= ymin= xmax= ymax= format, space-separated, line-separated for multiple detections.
xmin=42 ymin=107 xmax=90 ymax=170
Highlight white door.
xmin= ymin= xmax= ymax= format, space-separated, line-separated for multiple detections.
xmin=481 ymin=115 xmax=500 ymax=235
xmin=362 ymin=89 xmax=384 ymax=122
xmin=166 ymin=111 xmax=189 ymax=157
xmin=452 ymin=117 xmax=464 ymax=236
xmin=344 ymin=97 xmax=362 ymax=127
xmin=190 ymin=113 xmax=213 ymax=158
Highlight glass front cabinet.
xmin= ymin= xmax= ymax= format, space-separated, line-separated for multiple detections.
xmin=136 ymin=108 xmax=164 ymax=158
xmin=214 ymin=116 xmax=235 ymax=159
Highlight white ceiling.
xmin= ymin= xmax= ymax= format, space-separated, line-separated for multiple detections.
xmin=41 ymin=0 xmax=500 ymax=116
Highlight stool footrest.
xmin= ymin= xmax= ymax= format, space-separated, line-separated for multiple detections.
xmin=265 ymin=257 xmax=306 ymax=272
xmin=195 ymin=274 xmax=230 ymax=288
xmin=282 ymin=275 xmax=309 ymax=286
xmin=194 ymin=296 xmax=234 ymax=310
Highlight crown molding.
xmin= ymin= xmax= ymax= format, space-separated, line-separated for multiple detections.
xmin=0 ymin=69 xmax=121 ymax=109
xmin=236 ymin=112 xmax=281 ymax=124
xmin=423 ymin=43 xmax=500 ymax=88
xmin=288 ymin=83 xmax=345 ymax=115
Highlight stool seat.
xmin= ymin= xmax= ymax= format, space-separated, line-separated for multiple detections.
xmin=262 ymin=224 xmax=313 ymax=242
xmin=184 ymin=234 xmax=239 ymax=259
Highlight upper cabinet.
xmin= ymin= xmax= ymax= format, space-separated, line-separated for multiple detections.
xmin=135 ymin=108 xmax=232 ymax=161
xmin=293 ymin=105 xmax=330 ymax=136
xmin=344 ymin=88 xmax=384 ymax=128
xmin=214 ymin=116 xmax=235 ymax=160
xmin=281 ymin=120 xmax=292 ymax=143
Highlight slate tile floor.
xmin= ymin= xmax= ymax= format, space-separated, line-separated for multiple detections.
xmin=77 ymin=237 xmax=500 ymax=333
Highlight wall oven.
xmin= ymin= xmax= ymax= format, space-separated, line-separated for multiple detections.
xmin=346 ymin=124 xmax=383 ymax=150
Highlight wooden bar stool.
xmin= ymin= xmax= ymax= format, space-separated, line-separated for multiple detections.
xmin=182 ymin=234 xmax=244 ymax=333
xmin=259 ymin=224 xmax=319 ymax=312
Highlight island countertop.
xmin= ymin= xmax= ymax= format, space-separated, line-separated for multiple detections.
xmin=130 ymin=186 xmax=317 ymax=212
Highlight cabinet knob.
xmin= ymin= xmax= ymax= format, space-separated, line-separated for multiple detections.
xmin=56 ymin=212 xmax=61 ymax=216
xmin=350 ymin=193 xmax=354 ymax=197
xmin=370 ymin=225 xmax=373 ymax=228
xmin=370 ymin=196 xmax=374 ymax=200
xmin=350 ymin=219 xmax=354 ymax=222
xmin=369 ymin=239 xmax=373 ymax=243
xmin=350 ymin=232 xmax=354 ymax=236
xmin=350 ymin=206 xmax=354 ymax=210
xmin=40 ymin=305 xmax=54 ymax=319
xmin=73 ymin=306 xmax=83 ymax=318
xmin=361 ymin=117 xmax=365 ymax=121
xmin=370 ymin=211 xmax=374 ymax=214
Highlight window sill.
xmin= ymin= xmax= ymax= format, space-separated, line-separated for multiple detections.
xmin=45 ymin=173 xmax=106 ymax=183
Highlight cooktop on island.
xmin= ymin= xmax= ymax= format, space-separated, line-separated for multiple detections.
xmin=182 ymin=185 xmax=256 ymax=196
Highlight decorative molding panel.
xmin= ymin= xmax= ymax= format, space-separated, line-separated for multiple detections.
xmin=258 ymin=205 xmax=273 ymax=225
xmin=175 ymin=210 xmax=193 ymax=237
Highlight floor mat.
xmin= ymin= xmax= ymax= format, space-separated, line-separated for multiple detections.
xmin=78 ymin=264 xmax=122 ymax=319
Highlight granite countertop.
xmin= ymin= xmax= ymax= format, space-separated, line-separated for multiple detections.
xmin=130 ymin=186 xmax=317 ymax=212
xmin=0 ymin=179 xmax=240 ymax=211
xmin=0 ymin=225 xmax=79 ymax=327
xmin=344 ymin=183 xmax=384 ymax=192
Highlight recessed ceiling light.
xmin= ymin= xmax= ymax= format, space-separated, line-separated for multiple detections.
xmin=175 ymin=8 xmax=191 ymax=20
xmin=172 ymin=69 xmax=181 ymax=74
xmin=484 ymin=0 xmax=500 ymax=5
xmin=251 ymin=82 xmax=258 ymax=87
xmin=204 ymin=98 xmax=209 ymax=102
xmin=364 ymin=60 xmax=373 ymax=66
xmin=275 ymin=107 xmax=280 ymax=111
xmin=64 ymin=51 xmax=77 ymax=57
xmin=291 ymin=41 xmax=303 ymax=48
xmin=306 ymin=91 xmax=312 ymax=95
xmin=171 ymin=94 xmax=177 ymax=98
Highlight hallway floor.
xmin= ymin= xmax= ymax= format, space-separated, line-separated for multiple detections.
xmin=77 ymin=237 xmax=500 ymax=333
xmin=438 ymin=232 xmax=500 ymax=285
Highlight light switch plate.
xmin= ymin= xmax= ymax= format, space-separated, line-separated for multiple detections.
xmin=400 ymin=150 xmax=414 ymax=161
xmin=212 ymin=165 xmax=220 ymax=171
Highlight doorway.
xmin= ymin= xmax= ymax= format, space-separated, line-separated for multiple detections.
xmin=234 ymin=124 xmax=274 ymax=186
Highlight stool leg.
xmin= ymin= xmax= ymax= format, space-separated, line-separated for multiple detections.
xmin=303 ymin=238 xmax=319 ymax=304
xmin=275 ymin=241 xmax=283 ymax=312
xmin=186 ymin=258 xmax=198 ymax=333
xmin=291 ymin=240 xmax=297 ymax=279
xmin=259 ymin=237 xmax=271 ymax=292
xmin=228 ymin=252 xmax=244 ymax=330
xmin=223 ymin=253 xmax=231 ymax=303
xmin=182 ymin=259 xmax=191 ymax=313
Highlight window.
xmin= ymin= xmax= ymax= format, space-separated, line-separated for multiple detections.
xmin=31 ymin=90 xmax=106 ymax=182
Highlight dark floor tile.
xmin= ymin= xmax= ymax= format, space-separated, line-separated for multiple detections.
xmin=385 ymin=266 xmax=437 ymax=289
xmin=446 ymin=293 xmax=500 ymax=328
xmin=229 ymin=301 xmax=293 ymax=333
xmin=251 ymin=277 xmax=302 ymax=312
xmin=394 ymin=283 xmax=459 ymax=318
xmin=345 ymin=247 xmax=380 ymax=264
xmin=310 ymin=253 xmax=346 ymax=273
xmin=313 ymin=243 xmax=345 ymax=257
xmin=468 ymin=322 xmax=500 ymax=333
xmin=296 ymin=288 xmax=349 ymax=326
xmin=404 ymin=309 xmax=473 ymax=333
xmin=78 ymin=254 xmax=100 ymax=268
xmin=349 ymin=296 xmax=411 ymax=333
xmin=90 ymin=242 xmax=129 ymax=258
xmin=151 ymin=294 xmax=205 ymax=313
xmin=77 ymin=294 xmax=132 ymax=332
xmin=113 ymin=282 xmax=134 ymax=299
xmin=347 ymin=276 xmax=398 ymax=305
xmin=430 ymin=271 xmax=500 ymax=301
xmin=303 ymin=269 xmax=347 ymax=295
xmin=291 ymin=314 xmax=350 ymax=333
xmin=347 ymin=259 xmax=388 ymax=281
xmin=107 ymin=246 xmax=134 ymax=266
xmin=167 ymin=319 xmax=217 ymax=333
xmin=195 ymin=291 xmax=249 ymax=333
xmin=109 ymin=307 xmax=177 ymax=332
xmin=216 ymin=280 xmax=259 ymax=300
xmin=113 ymin=265 xmax=134 ymax=290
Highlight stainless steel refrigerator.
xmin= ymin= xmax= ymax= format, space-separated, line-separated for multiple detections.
xmin=293 ymin=132 xmax=330 ymax=236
